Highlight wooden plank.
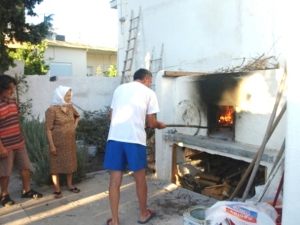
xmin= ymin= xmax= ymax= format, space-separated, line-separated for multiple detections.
xmin=171 ymin=144 xmax=177 ymax=183
xmin=164 ymin=71 xmax=206 ymax=77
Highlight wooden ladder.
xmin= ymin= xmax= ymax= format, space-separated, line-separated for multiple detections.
xmin=121 ymin=9 xmax=140 ymax=83
xmin=149 ymin=43 xmax=164 ymax=75
xmin=149 ymin=43 xmax=164 ymax=90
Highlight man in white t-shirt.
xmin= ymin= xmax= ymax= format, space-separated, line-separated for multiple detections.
xmin=104 ymin=68 xmax=166 ymax=225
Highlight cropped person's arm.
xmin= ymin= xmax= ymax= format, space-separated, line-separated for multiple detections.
xmin=0 ymin=139 xmax=8 ymax=158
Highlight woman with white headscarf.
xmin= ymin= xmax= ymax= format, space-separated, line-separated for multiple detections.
xmin=45 ymin=85 xmax=80 ymax=198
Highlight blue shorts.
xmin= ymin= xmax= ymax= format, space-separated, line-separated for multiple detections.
xmin=103 ymin=140 xmax=147 ymax=172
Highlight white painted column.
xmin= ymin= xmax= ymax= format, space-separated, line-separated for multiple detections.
xmin=155 ymin=71 xmax=176 ymax=181
xmin=282 ymin=1 xmax=300 ymax=224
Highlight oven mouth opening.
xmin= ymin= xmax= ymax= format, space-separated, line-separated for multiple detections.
xmin=208 ymin=104 xmax=235 ymax=141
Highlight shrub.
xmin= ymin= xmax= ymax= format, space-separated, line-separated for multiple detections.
xmin=76 ymin=107 xmax=110 ymax=153
xmin=21 ymin=118 xmax=50 ymax=185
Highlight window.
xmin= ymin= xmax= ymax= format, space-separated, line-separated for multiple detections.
xmin=49 ymin=62 xmax=72 ymax=76
xmin=87 ymin=66 xmax=93 ymax=76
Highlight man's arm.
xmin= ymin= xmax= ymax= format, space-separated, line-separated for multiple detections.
xmin=146 ymin=114 xmax=166 ymax=129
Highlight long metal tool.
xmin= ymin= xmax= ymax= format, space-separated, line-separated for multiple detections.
xmin=165 ymin=124 xmax=208 ymax=129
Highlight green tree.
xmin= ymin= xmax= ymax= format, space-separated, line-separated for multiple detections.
xmin=104 ymin=64 xmax=117 ymax=77
xmin=0 ymin=0 xmax=52 ymax=73
xmin=10 ymin=41 xmax=49 ymax=75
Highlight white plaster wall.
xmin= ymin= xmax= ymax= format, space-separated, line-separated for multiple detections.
xmin=174 ymin=76 xmax=207 ymax=136
xmin=20 ymin=75 xmax=121 ymax=120
xmin=45 ymin=46 xmax=87 ymax=76
xmin=5 ymin=60 xmax=24 ymax=77
xmin=234 ymin=70 xmax=286 ymax=150
xmin=282 ymin=0 xmax=300 ymax=223
xmin=117 ymin=0 xmax=283 ymax=74
xmin=155 ymin=71 xmax=177 ymax=180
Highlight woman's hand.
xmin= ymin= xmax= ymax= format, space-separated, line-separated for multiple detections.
xmin=50 ymin=145 xmax=57 ymax=156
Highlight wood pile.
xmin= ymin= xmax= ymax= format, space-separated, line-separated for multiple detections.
xmin=175 ymin=150 xmax=265 ymax=200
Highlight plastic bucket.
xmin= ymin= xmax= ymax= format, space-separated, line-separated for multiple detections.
xmin=183 ymin=206 xmax=210 ymax=225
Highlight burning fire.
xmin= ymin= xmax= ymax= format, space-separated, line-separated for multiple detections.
xmin=217 ymin=106 xmax=234 ymax=127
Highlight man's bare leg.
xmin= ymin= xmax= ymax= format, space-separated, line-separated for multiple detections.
xmin=20 ymin=169 xmax=31 ymax=193
xmin=133 ymin=169 xmax=151 ymax=221
xmin=108 ymin=171 xmax=123 ymax=225
xmin=0 ymin=176 xmax=9 ymax=196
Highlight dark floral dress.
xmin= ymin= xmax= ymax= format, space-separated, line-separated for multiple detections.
xmin=45 ymin=105 xmax=79 ymax=174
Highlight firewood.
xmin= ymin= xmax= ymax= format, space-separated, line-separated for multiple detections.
xmin=196 ymin=172 xmax=221 ymax=183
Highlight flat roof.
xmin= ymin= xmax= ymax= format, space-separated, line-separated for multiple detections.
xmin=46 ymin=39 xmax=117 ymax=53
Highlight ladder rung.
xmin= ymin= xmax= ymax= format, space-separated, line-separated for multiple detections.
xmin=126 ymin=48 xmax=134 ymax=52
xmin=128 ymin=37 xmax=136 ymax=41
xmin=130 ymin=17 xmax=139 ymax=22
xmin=124 ymin=58 xmax=133 ymax=62
xmin=129 ymin=27 xmax=138 ymax=31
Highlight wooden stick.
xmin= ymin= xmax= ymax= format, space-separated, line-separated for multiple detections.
xmin=241 ymin=70 xmax=287 ymax=201
xmin=229 ymin=71 xmax=287 ymax=201
xmin=268 ymin=139 xmax=285 ymax=178
xmin=257 ymin=141 xmax=285 ymax=202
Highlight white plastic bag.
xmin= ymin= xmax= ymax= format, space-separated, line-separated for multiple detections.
xmin=205 ymin=201 xmax=277 ymax=225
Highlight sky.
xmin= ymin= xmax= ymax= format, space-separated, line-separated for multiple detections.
xmin=26 ymin=0 xmax=118 ymax=48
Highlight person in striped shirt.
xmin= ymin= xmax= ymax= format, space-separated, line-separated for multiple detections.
xmin=0 ymin=74 xmax=42 ymax=207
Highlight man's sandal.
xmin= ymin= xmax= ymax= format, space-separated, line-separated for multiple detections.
xmin=69 ymin=187 xmax=80 ymax=193
xmin=21 ymin=189 xmax=43 ymax=199
xmin=137 ymin=209 xmax=156 ymax=224
xmin=1 ymin=195 xmax=15 ymax=207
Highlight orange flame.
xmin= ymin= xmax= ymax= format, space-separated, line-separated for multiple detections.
xmin=217 ymin=106 xmax=234 ymax=126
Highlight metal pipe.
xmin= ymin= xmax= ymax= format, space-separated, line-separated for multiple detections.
xmin=165 ymin=124 xmax=208 ymax=129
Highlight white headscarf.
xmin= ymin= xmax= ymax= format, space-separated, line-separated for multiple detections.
xmin=52 ymin=85 xmax=72 ymax=105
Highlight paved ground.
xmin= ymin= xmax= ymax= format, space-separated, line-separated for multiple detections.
xmin=0 ymin=171 xmax=217 ymax=225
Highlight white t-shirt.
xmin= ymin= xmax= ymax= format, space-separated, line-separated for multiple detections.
xmin=107 ymin=81 xmax=160 ymax=146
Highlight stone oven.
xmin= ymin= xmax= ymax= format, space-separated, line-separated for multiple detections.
xmin=154 ymin=69 xmax=285 ymax=197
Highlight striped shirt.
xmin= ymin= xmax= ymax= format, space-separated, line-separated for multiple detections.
xmin=0 ymin=98 xmax=24 ymax=151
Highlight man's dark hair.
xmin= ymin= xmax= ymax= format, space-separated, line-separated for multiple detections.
xmin=0 ymin=74 xmax=17 ymax=94
xmin=133 ymin=68 xmax=152 ymax=81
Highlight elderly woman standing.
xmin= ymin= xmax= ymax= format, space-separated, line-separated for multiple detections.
xmin=45 ymin=85 xmax=80 ymax=198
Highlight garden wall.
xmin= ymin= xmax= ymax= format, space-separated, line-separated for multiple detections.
xmin=21 ymin=75 xmax=121 ymax=120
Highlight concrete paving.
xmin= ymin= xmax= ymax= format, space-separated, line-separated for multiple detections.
xmin=0 ymin=171 xmax=217 ymax=225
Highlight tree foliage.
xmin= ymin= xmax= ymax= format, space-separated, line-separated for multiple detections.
xmin=104 ymin=64 xmax=117 ymax=77
xmin=10 ymin=41 xmax=49 ymax=75
xmin=0 ymin=0 xmax=52 ymax=73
